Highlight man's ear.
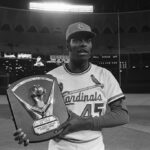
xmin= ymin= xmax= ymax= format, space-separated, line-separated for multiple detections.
xmin=66 ymin=42 xmax=71 ymax=52
xmin=66 ymin=43 xmax=69 ymax=49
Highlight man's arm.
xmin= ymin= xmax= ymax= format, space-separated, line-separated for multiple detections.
xmin=92 ymin=98 xmax=129 ymax=129
xmin=57 ymin=98 xmax=129 ymax=136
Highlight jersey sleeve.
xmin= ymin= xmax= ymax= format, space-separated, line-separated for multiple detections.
xmin=103 ymin=69 xmax=125 ymax=104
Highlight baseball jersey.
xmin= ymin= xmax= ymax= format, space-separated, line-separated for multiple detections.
xmin=47 ymin=63 xmax=124 ymax=150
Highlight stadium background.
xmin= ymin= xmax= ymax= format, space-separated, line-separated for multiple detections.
xmin=0 ymin=1 xmax=150 ymax=150
xmin=0 ymin=7 xmax=150 ymax=93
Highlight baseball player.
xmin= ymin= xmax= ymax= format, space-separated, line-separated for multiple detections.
xmin=14 ymin=22 xmax=129 ymax=150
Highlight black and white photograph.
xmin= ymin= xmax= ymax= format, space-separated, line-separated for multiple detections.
xmin=0 ymin=0 xmax=150 ymax=150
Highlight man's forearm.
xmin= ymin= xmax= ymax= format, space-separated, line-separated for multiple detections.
xmin=56 ymin=99 xmax=129 ymax=135
xmin=91 ymin=99 xmax=129 ymax=130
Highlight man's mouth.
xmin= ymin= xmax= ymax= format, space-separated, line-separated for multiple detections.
xmin=77 ymin=49 xmax=89 ymax=55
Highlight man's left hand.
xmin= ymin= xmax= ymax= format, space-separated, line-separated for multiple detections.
xmin=56 ymin=110 xmax=93 ymax=138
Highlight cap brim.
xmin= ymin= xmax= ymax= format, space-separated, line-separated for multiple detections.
xmin=67 ymin=31 xmax=96 ymax=40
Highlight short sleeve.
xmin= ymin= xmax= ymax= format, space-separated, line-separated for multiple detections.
xmin=103 ymin=69 xmax=125 ymax=104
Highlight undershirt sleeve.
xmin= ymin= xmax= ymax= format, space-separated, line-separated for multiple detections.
xmin=91 ymin=98 xmax=129 ymax=130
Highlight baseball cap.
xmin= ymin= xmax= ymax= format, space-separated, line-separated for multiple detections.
xmin=66 ymin=22 xmax=96 ymax=41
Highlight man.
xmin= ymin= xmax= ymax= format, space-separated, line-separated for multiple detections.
xmin=14 ymin=22 xmax=129 ymax=150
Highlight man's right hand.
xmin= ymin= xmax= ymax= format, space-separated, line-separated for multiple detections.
xmin=13 ymin=128 xmax=30 ymax=146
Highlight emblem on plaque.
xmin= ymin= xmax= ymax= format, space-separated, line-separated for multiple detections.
xmin=7 ymin=75 xmax=68 ymax=143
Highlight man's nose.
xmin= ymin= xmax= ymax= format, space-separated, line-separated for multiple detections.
xmin=80 ymin=39 xmax=87 ymax=46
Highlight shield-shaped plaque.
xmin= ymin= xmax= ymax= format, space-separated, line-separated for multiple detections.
xmin=7 ymin=74 xmax=68 ymax=143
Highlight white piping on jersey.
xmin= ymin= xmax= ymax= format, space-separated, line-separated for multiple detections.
xmin=108 ymin=93 xmax=125 ymax=104
xmin=63 ymin=63 xmax=92 ymax=75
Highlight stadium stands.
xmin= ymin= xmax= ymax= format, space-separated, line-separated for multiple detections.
xmin=0 ymin=7 xmax=150 ymax=94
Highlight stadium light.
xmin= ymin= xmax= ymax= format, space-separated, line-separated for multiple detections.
xmin=29 ymin=2 xmax=93 ymax=13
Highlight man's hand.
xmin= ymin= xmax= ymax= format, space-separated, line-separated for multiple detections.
xmin=13 ymin=128 xmax=29 ymax=146
xmin=56 ymin=110 xmax=93 ymax=138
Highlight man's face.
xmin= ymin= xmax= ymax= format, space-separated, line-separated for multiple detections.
xmin=68 ymin=34 xmax=92 ymax=62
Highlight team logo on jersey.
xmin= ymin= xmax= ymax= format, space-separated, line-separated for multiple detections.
xmin=91 ymin=74 xmax=104 ymax=89
xmin=62 ymin=74 xmax=105 ymax=105
xmin=63 ymin=86 xmax=104 ymax=106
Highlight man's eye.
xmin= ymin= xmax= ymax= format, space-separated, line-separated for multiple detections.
xmin=72 ymin=39 xmax=77 ymax=42
xmin=72 ymin=39 xmax=80 ymax=43
xmin=86 ymin=39 xmax=91 ymax=43
xmin=72 ymin=38 xmax=91 ymax=43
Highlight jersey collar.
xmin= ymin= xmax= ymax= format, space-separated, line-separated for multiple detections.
xmin=63 ymin=63 xmax=92 ymax=75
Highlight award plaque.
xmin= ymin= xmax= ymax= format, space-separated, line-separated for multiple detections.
xmin=7 ymin=75 xmax=68 ymax=143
